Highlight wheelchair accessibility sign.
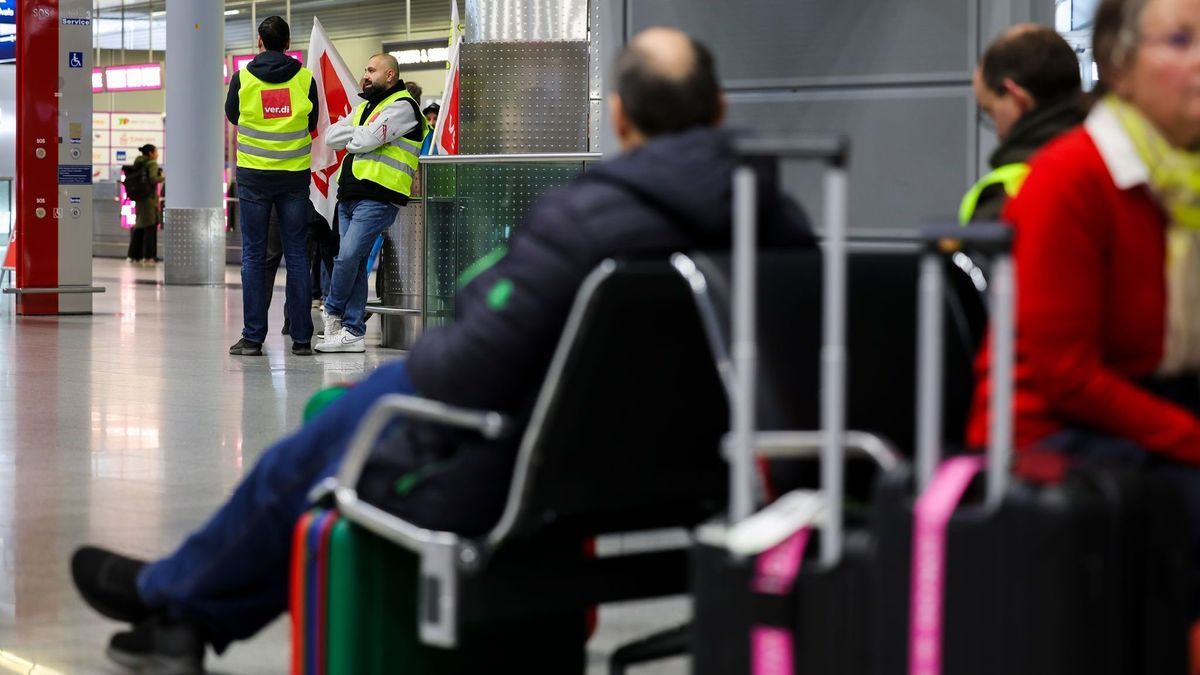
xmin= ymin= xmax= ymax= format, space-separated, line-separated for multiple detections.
xmin=68 ymin=51 xmax=83 ymax=68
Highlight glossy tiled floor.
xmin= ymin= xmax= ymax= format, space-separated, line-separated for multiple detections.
xmin=0 ymin=258 xmax=687 ymax=675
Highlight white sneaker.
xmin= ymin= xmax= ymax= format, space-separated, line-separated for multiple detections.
xmin=315 ymin=328 xmax=365 ymax=353
xmin=320 ymin=311 xmax=340 ymax=340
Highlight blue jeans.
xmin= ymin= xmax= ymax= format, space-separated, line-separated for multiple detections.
xmin=237 ymin=180 xmax=313 ymax=344
xmin=325 ymin=199 xmax=399 ymax=337
xmin=137 ymin=360 xmax=416 ymax=651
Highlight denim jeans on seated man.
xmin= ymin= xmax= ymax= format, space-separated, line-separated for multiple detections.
xmin=321 ymin=198 xmax=399 ymax=345
xmin=237 ymin=180 xmax=314 ymax=346
xmin=136 ymin=359 xmax=417 ymax=650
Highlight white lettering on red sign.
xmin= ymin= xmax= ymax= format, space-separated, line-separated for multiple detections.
xmin=260 ymin=89 xmax=293 ymax=120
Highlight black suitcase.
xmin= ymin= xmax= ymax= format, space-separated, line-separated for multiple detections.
xmin=869 ymin=225 xmax=1191 ymax=675
xmin=690 ymin=135 xmax=883 ymax=675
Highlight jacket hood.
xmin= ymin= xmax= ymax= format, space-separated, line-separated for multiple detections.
xmin=246 ymin=50 xmax=302 ymax=84
xmin=584 ymin=127 xmax=808 ymax=243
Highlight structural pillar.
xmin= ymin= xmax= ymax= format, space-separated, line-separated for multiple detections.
xmin=164 ymin=0 xmax=225 ymax=285
xmin=11 ymin=0 xmax=103 ymax=314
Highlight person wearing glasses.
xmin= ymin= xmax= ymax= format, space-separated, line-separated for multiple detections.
xmin=969 ymin=0 xmax=1200 ymax=619
xmin=960 ymin=24 xmax=1085 ymax=224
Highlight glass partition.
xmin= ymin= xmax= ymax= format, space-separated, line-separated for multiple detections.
xmin=419 ymin=154 xmax=600 ymax=326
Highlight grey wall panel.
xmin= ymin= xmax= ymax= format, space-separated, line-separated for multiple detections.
xmin=628 ymin=0 xmax=972 ymax=87
xmin=726 ymin=89 xmax=973 ymax=231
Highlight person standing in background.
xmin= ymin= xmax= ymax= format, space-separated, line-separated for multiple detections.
xmin=225 ymin=15 xmax=319 ymax=357
xmin=125 ymin=144 xmax=164 ymax=264
xmin=317 ymin=53 xmax=427 ymax=353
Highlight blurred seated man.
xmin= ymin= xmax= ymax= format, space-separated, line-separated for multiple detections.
xmin=960 ymin=23 xmax=1084 ymax=224
xmin=69 ymin=27 xmax=814 ymax=672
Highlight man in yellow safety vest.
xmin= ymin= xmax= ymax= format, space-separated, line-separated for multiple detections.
xmin=961 ymin=24 xmax=1085 ymax=225
xmin=225 ymin=16 xmax=320 ymax=356
xmin=317 ymin=53 xmax=427 ymax=353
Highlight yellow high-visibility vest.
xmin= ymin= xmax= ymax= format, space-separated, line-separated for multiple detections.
xmin=236 ymin=66 xmax=314 ymax=171
xmin=958 ymin=162 xmax=1031 ymax=225
xmin=343 ymin=89 xmax=427 ymax=197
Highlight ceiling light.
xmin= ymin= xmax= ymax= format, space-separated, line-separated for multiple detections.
xmin=224 ymin=9 xmax=240 ymax=16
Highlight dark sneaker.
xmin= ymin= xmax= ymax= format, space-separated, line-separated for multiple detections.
xmin=281 ymin=319 xmax=291 ymax=336
xmin=228 ymin=338 xmax=262 ymax=356
xmin=107 ymin=615 xmax=205 ymax=675
xmin=291 ymin=342 xmax=313 ymax=356
xmin=70 ymin=546 xmax=153 ymax=623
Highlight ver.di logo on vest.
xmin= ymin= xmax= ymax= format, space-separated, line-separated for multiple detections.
xmin=260 ymin=88 xmax=293 ymax=119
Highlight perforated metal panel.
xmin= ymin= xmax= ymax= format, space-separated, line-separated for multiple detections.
xmin=460 ymin=42 xmax=590 ymax=154
xmin=164 ymin=207 xmax=225 ymax=285
xmin=466 ymin=0 xmax=588 ymax=42
xmin=380 ymin=204 xmax=424 ymax=301
xmin=422 ymin=162 xmax=584 ymax=323
xmin=589 ymin=0 xmax=603 ymax=100
xmin=589 ymin=100 xmax=603 ymax=153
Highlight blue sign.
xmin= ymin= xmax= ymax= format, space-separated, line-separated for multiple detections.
xmin=68 ymin=51 xmax=83 ymax=68
xmin=0 ymin=0 xmax=13 ymax=64
xmin=116 ymin=150 xmax=127 ymax=161
xmin=0 ymin=33 xmax=13 ymax=64
xmin=58 ymin=165 xmax=92 ymax=186
xmin=70 ymin=196 xmax=82 ymax=204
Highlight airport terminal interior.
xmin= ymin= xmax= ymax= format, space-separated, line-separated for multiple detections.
xmin=6 ymin=0 xmax=1195 ymax=673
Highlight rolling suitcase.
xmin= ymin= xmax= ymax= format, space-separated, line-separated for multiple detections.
xmin=690 ymin=135 xmax=881 ymax=675
xmin=869 ymin=224 xmax=1191 ymax=675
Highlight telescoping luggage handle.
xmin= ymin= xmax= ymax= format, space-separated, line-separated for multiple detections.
xmin=913 ymin=223 xmax=1014 ymax=503
xmin=730 ymin=135 xmax=850 ymax=566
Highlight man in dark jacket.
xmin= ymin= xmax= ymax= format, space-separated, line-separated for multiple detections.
xmin=70 ymin=27 xmax=813 ymax=670
xmin=961 ymin=24 xmax=1084 ymax=224
xmin=226 ymin=16 xmax=321 ymax=356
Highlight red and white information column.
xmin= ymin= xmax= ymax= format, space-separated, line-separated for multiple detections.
xmin=13 ymin=0 xmax=100 ymax=314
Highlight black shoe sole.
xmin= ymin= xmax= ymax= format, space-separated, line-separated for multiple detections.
xmin=107 ymin=645 xmax=205 ymax=675
xmin=228 ymin=347 xmax=263 ymax=356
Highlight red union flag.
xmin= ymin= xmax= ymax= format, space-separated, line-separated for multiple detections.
xmin=431 ymin=0 xmax=463 ymax=155
xmin=307 ymin=17 xmax=359 ymax=226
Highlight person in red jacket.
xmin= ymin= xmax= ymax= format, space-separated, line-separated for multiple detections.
xmin=968 ymin=0 xmax=1200 ymax=596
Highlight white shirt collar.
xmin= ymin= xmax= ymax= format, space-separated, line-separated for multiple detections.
xmin=1085 ymin=101 xmax=1151 ymax=190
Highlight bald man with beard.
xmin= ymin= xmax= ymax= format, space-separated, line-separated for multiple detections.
xmin=317 ymin=52 xmax=428 ymax=353
xmin=70 ymin=28 xmax=813 ymax=672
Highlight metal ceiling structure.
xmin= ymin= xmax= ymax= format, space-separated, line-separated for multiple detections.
xmin=91 ymin=0 xmax=453 ymax=52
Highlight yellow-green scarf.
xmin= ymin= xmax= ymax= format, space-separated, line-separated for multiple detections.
xmin=1107 ymin=94 xmax=1200 ymax=229
xmin=1106 ymin=95 xmax=1200 ymax=373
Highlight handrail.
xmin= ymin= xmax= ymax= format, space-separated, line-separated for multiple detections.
xmin=420 ymin=152 xmax=602 ymax=164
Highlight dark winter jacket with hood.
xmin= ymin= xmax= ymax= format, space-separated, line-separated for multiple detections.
xmin=359 ymin=127 xmax=814 ymax=535
xmin=224 ymin=49 xmax=320 ymax=191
